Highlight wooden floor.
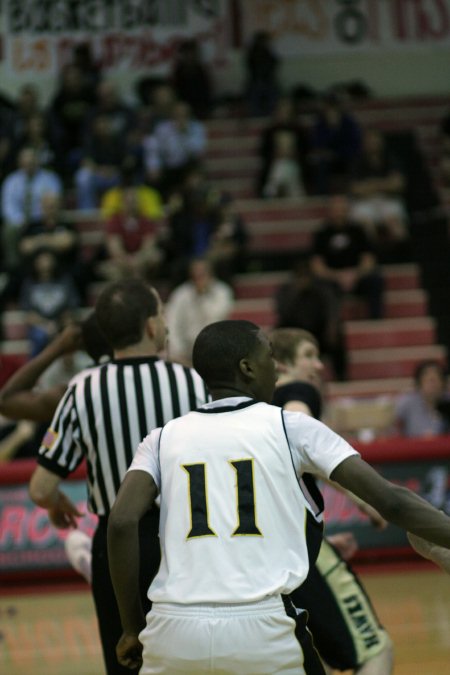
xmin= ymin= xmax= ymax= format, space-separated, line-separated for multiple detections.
xmin=1 ymin=567 xmax=449 ymax=674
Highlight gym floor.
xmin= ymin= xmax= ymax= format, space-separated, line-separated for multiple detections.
xmin=1 ymin=567 xmax=449 ymax=674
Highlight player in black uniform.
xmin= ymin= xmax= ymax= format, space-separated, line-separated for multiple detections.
xmin=271 ymin=328 xmax=394 ymax=674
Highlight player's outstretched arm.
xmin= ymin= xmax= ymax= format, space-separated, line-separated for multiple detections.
xmin=0 ymin=324 xmax=82 ymax=421
xmin=107 ymin=470 xmax=158 ymax=667
xmin=331 ymin=455 xmax=450 ymax=548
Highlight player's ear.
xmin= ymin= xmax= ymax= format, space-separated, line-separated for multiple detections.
xmin=145 ymin=316 xmax=157 ymax=340
xmin=239 ymin=357 xmax=256 ymax=380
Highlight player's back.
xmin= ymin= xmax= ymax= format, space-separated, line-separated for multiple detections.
xmin=150 ymin=400 xmax=321 ymax=604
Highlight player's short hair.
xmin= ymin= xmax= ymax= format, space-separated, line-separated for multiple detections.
xmin=193 ymin=320 xmax=261 ymax=386
xmin=81 ymin=311 xmax=113 ymax=364
xmin=270 ymin=328 xmax=318 ymax=365
xmin=95 ymin=279 xmax=159 ymax=350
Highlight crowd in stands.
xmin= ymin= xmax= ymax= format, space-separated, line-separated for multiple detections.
xmin=1 ymin=32 xmax=450 ymax=462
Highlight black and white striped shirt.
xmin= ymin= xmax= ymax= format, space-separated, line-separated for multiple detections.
xmin=38 ymin=356 xmax=210 ymax=515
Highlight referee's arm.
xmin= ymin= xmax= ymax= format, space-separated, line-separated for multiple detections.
xmin=29 ymin=466 xmax=83 ymax=528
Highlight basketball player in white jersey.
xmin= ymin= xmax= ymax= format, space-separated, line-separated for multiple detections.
xmin=108 ymin=320 xmax=450 ymax=675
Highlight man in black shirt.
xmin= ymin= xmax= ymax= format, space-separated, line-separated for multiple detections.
xmin=311 ymin=194 xmax=384 ymax=319
xmin=271 ymin=327 xmax=394 ymax=675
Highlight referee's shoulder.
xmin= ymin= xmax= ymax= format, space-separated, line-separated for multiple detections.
xmin=67 ymin=363 xmax=104 ymax=389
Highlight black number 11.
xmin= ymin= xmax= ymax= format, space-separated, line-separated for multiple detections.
xmin=182 ymin=459 xmax=263 ymax=539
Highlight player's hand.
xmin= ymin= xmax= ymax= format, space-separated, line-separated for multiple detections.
xmin=116 ymin=633 xmax=143 ymax=670
xmin=48 ymin=491 xmax=83 ymax=529
xmin=327 ymin=532 xmax=358 ymax=561
xmin=408 ymin=532 xmax=450 ymax=574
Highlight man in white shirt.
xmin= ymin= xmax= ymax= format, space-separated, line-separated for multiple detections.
xmin=166 ymin=256 xmax=234 ymax=366
xmin=108 ymin=320 xmax=450 ymax=675
xmin=1 ymin=146 xmax=62 ymax=268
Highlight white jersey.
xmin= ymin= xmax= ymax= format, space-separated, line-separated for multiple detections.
xmin=130 ymin=397 xmax=358 ymax=604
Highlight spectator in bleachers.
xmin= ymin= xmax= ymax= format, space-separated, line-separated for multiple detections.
xmin=258 ymin=96 xmax=309 ymax=199
xmin=166 ymin=256 xmax=234 ymax=366
xmin=309 ymin=93 xmax=362 ymax=195
xmin=75 ymin=113 xmax=132 ymax=210
xmin=86 ymin=80 xmax=134 ymax=139
xmin=49 ymin=63 xmax=96 ymax=179
xmin=4 ymin=83 xmax=41 ymax=145
xmin=71 ymin=41 xmax=103 ymax=92
xmin=311 ymin=194 xmax=385 ymax=320
xmin=164 ymin=165 xmax=221 ymax=284
xmin=274 ymin=258 xmax=348 ymax=381
xmin=206 ymin=194 xmax=248 ymax=284
xmin=395 ymin=360 xmax=450 ymax=438
xmin=96 ymin=184 xmax=167 ymax=283
xmin=143 ymin=101 xmax=207 ymax=197
xmin=14 ymin=112 xmax=57 ymax=171
xmin=19 ymin=249 xmax=80 ymax=357
xmin=146 ymin=81 xmax=177 ymax=126
xmin=0 ymin=83 xmax=42 ymax=180
xmin=100 ymin=168 xmax=164 ymax=221
xmin=349 ymin=128 xmax=409 ymax=262
xmin=18 ymin=192 xmax=86 ymax=300
xmin=1 ymin=147 xmax=63 ymax=269
xmin=172 ymin=39 xmax=213 ymax=120
xmin=244 ymin=31 xmax=280 ymax=117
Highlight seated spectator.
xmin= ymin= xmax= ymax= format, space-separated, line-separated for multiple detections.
xmin=395 ymin=360 xmax=450 ymax=438
xmin=244 ymin=30 xmax=280 ymax=117
xmin=258 ymin=96 xmax=308 ymax=199
xmin=0 ymin=84 xmax=41 ymax=178
xmin=166 ymin=257 xmax=234 ymax=366
xmin=71 ymin=41 xmax=103 ymax=91
xmin=274 ymin=258 xmax=348 ymax=381
xmin=1 ymin=147 xmax=63 ymax=269
xmin=86 ymin=79 xmax=134 ymax=139
xmin=75 ymin=114 xmax=130 ymax=210
xmin=18 ymin=191 xmax=86 ymax=300
xmin=48 ymin=64 xmax=95 ymax=179
xmin=19 ymin=249 xmax=80 ymax=356
xmin=350 ymin=128 xmax=409 ymax=262
xmin=206 ymin=194 xmax=248 ymax=283
xmin=145 ymin=81 xmax=177 ymax=126
xmin=164 ymin=165 xmax=221 ymax=283
xmin=19 ymin=192 xmax=79 ymax=266
xmin=143 ymin=101 xmax=207 ymax=197
xmin=171 ymin=39 xmax=213 ymax=120
xmin=100 ymin=169 xmax=163 ymax=221
xmin=14 ymin=112 xmax=57 ymax=171
xmin=309 ymin=94 xmax=362 ymax=195
xmin=311 ymin=194 xmax=385 ymax=320
xmin=97 ymin=185 xmax=166 ymax=282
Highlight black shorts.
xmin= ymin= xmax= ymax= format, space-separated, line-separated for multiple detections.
xmin=290 ymin=539 xmax=389 ymax=671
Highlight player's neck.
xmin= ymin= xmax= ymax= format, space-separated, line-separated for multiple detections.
xmin=210 ymin=386 xmax=255 ymax=401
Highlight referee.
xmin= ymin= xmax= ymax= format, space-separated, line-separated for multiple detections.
xmin=29 ymin=279 xmax=210 ymax=675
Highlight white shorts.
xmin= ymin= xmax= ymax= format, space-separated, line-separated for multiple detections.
xmin=139 ymin=596 xmax=318 ymax=674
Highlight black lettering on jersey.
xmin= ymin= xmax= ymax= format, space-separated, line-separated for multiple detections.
xmin=342 ymin=594 xmax=380 ymax=648
xmin=182 ymin=463 xmax=217 ymax=539
xmin=230 ymin=459 xmax=262 ymax=536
